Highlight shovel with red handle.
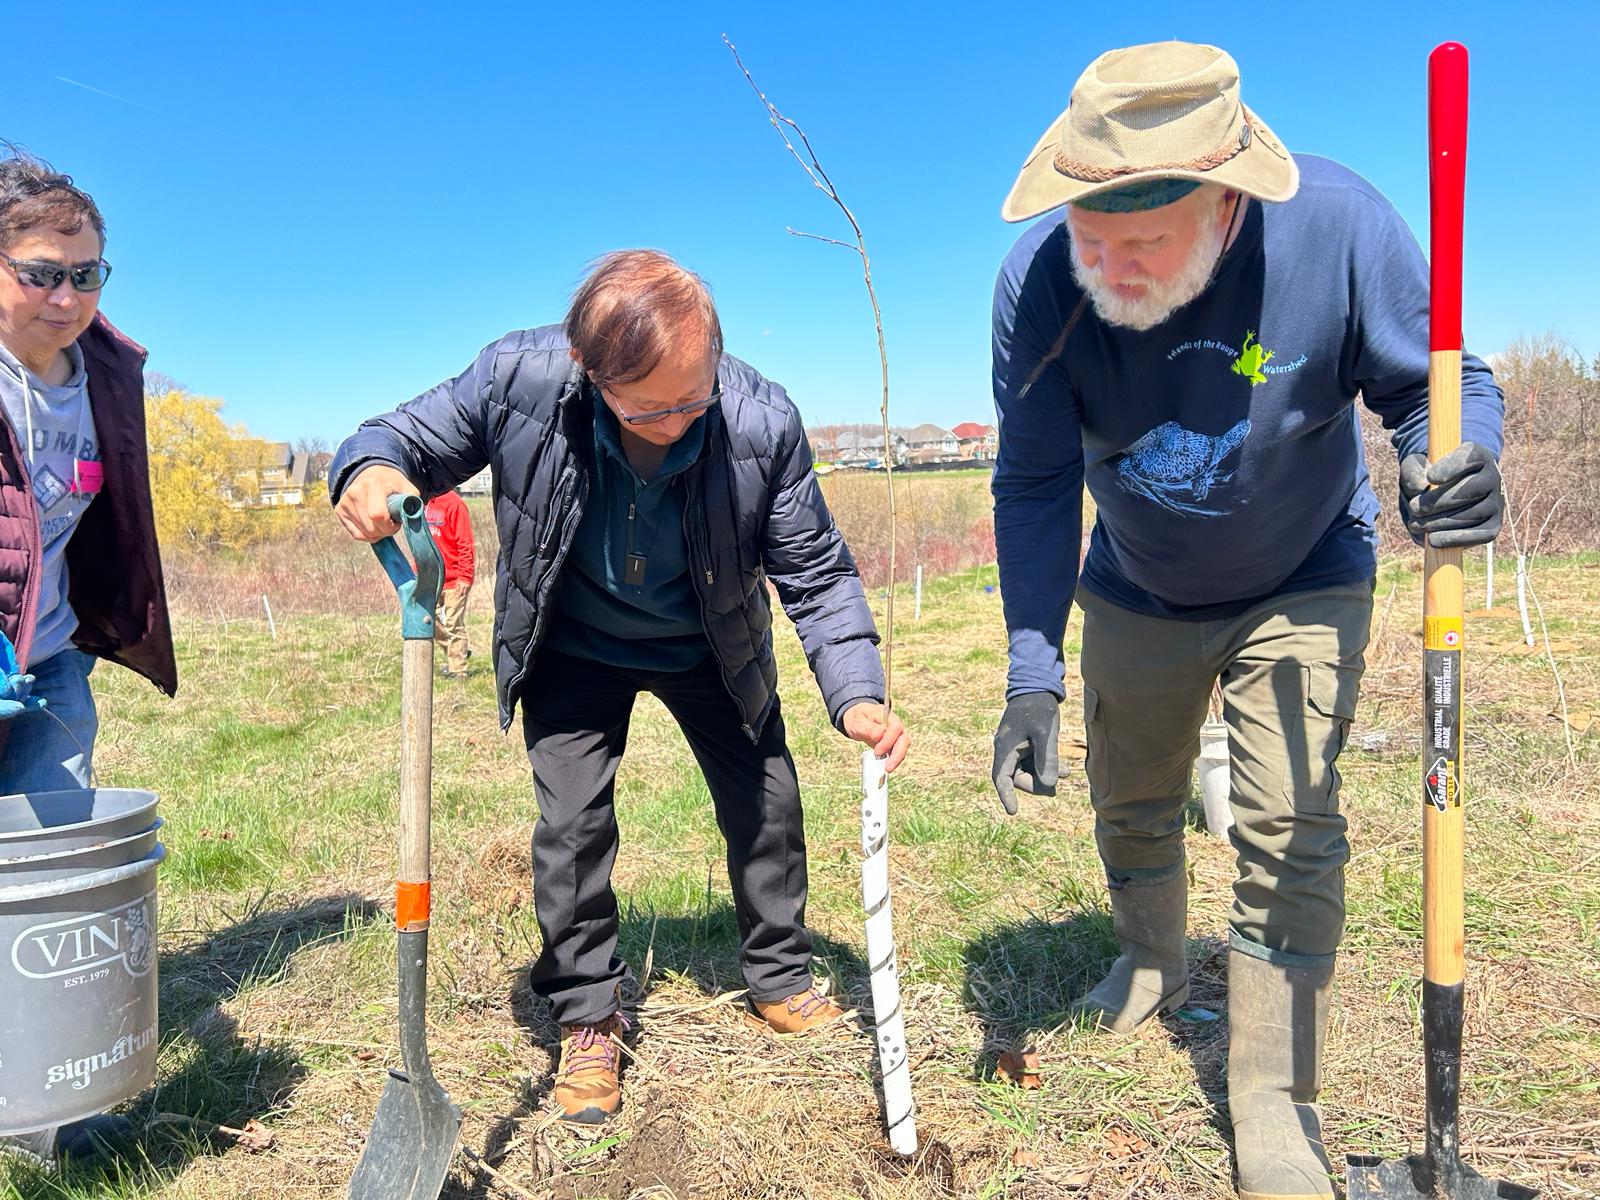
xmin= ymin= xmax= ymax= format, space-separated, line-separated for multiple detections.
xmin=1344 ymin=43 xmax=1535 ymax=1200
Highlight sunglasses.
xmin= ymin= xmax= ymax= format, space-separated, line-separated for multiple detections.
xmin=1 ymin=252 xmax=113 ymax=293
xmin=605 ymin=381 xmax=721 ymax=426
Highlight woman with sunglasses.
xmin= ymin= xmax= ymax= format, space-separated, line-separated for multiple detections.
xmin=332 ymin=248 xmax=908 ymax=1126
xmin=0 ymin=154 xmax=175 ymax=1164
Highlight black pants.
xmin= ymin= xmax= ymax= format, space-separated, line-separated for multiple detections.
xmin=521 ymin=650 xmax=813 ymax=1026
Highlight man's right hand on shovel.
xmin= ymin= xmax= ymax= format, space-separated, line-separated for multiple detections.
xmin=991 ymin=691 xmax=1062 ymax=815
xmin=336 ymin=465 xmax=420 ymax=543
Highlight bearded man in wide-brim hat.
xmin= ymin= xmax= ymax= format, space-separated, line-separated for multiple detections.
xmin=987 ymin=41 xmax=1504 ymax=1200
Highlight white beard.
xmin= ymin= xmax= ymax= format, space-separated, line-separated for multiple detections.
xmin=1068 ymin=201 xmax=1229 ymax=332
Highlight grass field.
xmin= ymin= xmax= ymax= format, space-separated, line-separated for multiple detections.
xmin=3 ymin=513 xmax=1597 ymax=1197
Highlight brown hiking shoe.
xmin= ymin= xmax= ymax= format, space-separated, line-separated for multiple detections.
xmin=553 ymin=1013 xmax=629 ymax=1124
xmin=745 ymin=985 xmax=856 ymax=1035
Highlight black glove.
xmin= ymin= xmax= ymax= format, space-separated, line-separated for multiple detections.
xmin=1398 ymin=442 xmax=1503 ymax=548
xmin=991 ymin=692 xmax=1062 ymax=816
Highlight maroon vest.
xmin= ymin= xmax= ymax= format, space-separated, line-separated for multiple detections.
xmin=0 ymin=312 xmax=176 ymax=695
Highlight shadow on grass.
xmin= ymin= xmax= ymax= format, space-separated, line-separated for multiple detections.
xmin=1164 ymin=931 xmax=1231 ymax=1136
xmin=961 ymin=902 xmax=1237 ymax=1171
xmin=616 ymin=898 xmax=871 ymax=1004
xmin=962 ymin=907 xmax=1115 ymax=1076
xmin=961 ymin=895 xmax=1229 ymax=1056
xmin=2 ymin=894 xmax=381 ymax=1198
xmin=473 ymin=901 xmax=870 ymax=1183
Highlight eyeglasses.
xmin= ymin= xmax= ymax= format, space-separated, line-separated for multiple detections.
xmin=605 ymin=381 xmax=720 ymax=426
xmin=1 ymin=252 xmax=113 ymax=293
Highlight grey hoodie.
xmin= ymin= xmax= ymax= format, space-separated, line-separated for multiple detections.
xmin=0 ymin=339 xmax=96 ymax=666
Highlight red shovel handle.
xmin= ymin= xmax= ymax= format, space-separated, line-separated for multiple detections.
xmin=1423 ymin=41 xmax=1469 ymax=990
xmin=1428 ymin=42 xmax=1468 ymax=354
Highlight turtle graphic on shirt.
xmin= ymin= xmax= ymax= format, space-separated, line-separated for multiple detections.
xmin=1115 ymin=418 xmax=1252 ymax=518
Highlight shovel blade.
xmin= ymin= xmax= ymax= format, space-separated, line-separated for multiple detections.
xmin=1346 ymin=1155 xmax=1538 ymax=1199
xmin=348 ymin=1068 xmax=461 ymax=1200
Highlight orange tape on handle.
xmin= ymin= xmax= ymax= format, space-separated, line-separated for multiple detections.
xmin=396 ymin=880 xmax=431 ymax=931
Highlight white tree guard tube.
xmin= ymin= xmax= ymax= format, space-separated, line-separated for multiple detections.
xmin=861 ymin=749 xmax=917 ymax=1156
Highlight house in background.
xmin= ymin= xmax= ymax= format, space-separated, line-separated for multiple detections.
xmin=895 ymin=423 xmax=960 ymax=465
xmin=951 ymin=421 xmax=998 ymax=461
xmin=253 ymin=443 xmax=310 ymax=507
xmin=807 ymin=426 xmax=908 ymax=469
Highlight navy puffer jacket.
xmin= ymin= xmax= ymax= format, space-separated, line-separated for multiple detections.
xmin=331 ymin=325 xmax=883 ymax=737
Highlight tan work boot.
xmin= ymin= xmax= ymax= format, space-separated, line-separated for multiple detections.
xmin=553 ymin=1013 xmax=629 ymax=1124
xmin=745 ymin=985 xmax=855 ymax=1035
xmin=1228 ymin=946 xmax=1337 ymax=1200
xmin=1071 ymin=872 xmax=1190 ymax=1033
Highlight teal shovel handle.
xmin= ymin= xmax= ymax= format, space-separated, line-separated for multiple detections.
xmin=371 ymin=494 xmax=444 ymax=639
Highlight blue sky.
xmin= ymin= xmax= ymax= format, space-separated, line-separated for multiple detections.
xmin=9 ymin=1 xmax=1597 ymax=445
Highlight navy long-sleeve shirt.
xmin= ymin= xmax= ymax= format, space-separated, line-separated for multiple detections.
xmin=547 ymin=396 xmax=710 ymax=672
xmin=992 ymin=154 xmax=1504 ymax=699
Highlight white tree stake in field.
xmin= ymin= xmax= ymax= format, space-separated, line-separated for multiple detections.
xmin=725 ymin=34 xmax=916 ymax=1156
xmin=1515 ymin=553 xmax=1533 ymax=647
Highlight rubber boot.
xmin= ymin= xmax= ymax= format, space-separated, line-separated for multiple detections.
xmin=1227 ymin=946 xmax=1336 ymax=1200
xmin=1070 ymin=872 xmax=1190 ymax=1032
xmin=55 ymin=1115 xmax=135 ymax=1161
xmin=0 ymin=1115 xmax=133 ymax=1169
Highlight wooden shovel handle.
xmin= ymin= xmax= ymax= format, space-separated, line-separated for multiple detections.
xmin=1422 ymin=41 xmax=1469 ymax=987
xmin=368 ymin=493 xmax=441 ymax=932
xmin=398 ymin=639 xmax=434 ymax=931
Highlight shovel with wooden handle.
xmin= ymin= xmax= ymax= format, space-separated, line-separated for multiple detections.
xmin=1344 ymin=42 xmax=1536 ymax=1200
xmin=348 ymin=492 xmax=461 ymax=1200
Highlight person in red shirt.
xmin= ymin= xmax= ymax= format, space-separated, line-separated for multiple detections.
xmin=424 ymin=488 xmax=475 ymax=675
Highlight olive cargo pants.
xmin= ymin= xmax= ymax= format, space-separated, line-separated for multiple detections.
xmin=1077 ymin=581 xmax=1373 ymax=962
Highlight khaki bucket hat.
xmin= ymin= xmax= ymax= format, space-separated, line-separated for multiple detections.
xmin=1002 ymin=40 xmax=1298 ymax=222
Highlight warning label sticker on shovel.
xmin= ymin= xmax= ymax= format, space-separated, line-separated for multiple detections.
xmin=1424 ymin=616 xmax=1463 ymax=651
xmin=1423 ymin=617 xmax=1463 ymax=811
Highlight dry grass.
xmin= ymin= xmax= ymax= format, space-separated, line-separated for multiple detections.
xmin=3 ymin=531 xmax=1596 ymax=1198
xmin=158 ymin=471 xmax=996 ymax=626
xmin=819 ymin=471 xmax=996 ymax=589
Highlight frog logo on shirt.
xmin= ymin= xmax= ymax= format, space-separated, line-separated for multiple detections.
xmin=1231 ymin=330 xmax=1275 ymax=385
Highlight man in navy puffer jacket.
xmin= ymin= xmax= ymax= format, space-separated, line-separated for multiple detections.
xmin=332 ymin=249 xmax=908 ymax=1125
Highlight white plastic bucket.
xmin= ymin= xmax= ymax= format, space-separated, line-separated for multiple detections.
xmin=0 ymin=800 xmax=164 ymax=1137
xmin=0 ymin=790 xmax=159 ymax=860
xmin=1196 ymin=721 xmax=1233 ymax=839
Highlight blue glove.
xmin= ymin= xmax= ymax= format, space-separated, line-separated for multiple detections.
xmin=0 ymin=630 xmax=46 ymax=721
